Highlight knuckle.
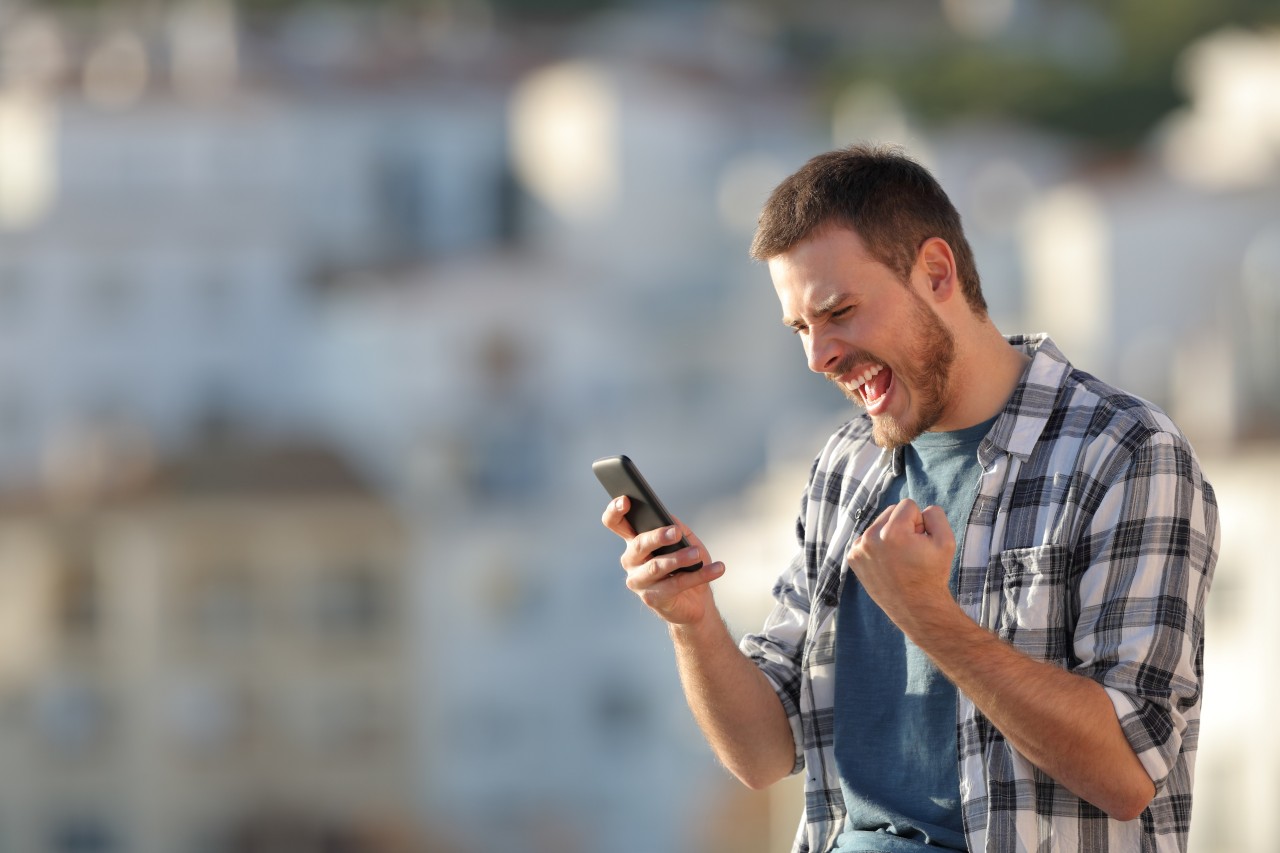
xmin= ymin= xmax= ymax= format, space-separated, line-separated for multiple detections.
xmin=642 ymin=528 xmax=659 ymax=547
xmin=622 ymin=539 xmax=645 ymax=566
xmin=647 ymin=556 xmax=668 ymax=579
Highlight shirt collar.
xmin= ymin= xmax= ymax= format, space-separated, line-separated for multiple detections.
xmin=978 ymin=333 xmax=1071 ymax=465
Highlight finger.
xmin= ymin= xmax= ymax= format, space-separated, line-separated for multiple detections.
xmin=878 ymin=498 xmax=923 ymax=540
xmin=602 ymin=496 xmax=637 ymax=538
xmin=920 ymin=505 xmax=956 ymax=551
xmin=621 ymin=524 xmax=685 ymax=571
xmin=859 ymin=501 xmax=898 ymax=540
xmin=890 ymin=497 xmax=922 ymax=523
xmin=624 ymin=545 xmax=706 ymax=584
xmin=635 ymin=561 xmax=726 ymax=605
xmin=650 ymin=543 xmax=705 ymax=580
xmin=849 ymin=503 xmax=895 ymax=565
xmin=640 ymin=560 xmax=721 ymax=614
xmin=661 ymin=560 xmax=725 ymax=591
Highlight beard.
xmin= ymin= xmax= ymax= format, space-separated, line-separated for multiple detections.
xmin=829 ymin=287 xmax=956 ymax=449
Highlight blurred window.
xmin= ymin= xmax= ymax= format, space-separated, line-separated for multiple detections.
xmin=464 ymin=409 xmax=548 ymax=503
xmin=183 ymin=566 xmax=256 ymax=646
xmin=464 ymin=332 xmax=548 ymax=502
xmin=495 ymin=163 xmax=525 ymax=246
xmin=375 ymin=146 xmax=424 ymax=255
xmin=33 ymin=674 xmax=111 ymax=755
xmin=55 ymin=556 xmax=100 ymax=641
xmin=285 ymin=683 xmax=389 ymax=755
xmin=49 ymin=815 xmax=118 ymax=853
xmin=312 ymin=564 xmax=389 ymax=641
xmin=163 ymin=676 xmax=250 ymax=755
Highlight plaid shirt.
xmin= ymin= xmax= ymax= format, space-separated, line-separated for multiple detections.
xmin=739 ymin=335 xmax=1219 ymax=853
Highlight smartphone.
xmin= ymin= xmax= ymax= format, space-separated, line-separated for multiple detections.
xmin=592 ymin=454 xmax=703 ymax=573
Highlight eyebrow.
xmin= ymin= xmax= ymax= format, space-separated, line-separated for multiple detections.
xmin=782 ymin=293 xmax=847 ymax=329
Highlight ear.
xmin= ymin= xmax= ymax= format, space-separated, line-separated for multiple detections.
xmin=917 ymin=237 xmax=958 ymax=304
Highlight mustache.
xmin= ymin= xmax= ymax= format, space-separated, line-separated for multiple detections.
xmin=825 ymin=350 xmax=882 ymax=382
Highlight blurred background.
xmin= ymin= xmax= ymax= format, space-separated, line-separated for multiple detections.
xmin=0 ymin=0 xmax=1275 ymax=851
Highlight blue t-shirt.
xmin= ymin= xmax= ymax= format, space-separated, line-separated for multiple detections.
xmin=832 ymin=416 xmax=996 ymax=852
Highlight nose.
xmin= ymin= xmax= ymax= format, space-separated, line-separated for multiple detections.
xmin=806 ymin=327 xmax=844 ymax=375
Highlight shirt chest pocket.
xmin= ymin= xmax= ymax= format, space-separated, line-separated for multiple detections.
xmin=985 ymin=544 xmax=1075 ymax=664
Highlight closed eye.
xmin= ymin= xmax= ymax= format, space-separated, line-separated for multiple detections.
xmin=783 ymin=300 xmax=854 ymax=335
xmin=790 ymin=307 xmax=852 ymax=334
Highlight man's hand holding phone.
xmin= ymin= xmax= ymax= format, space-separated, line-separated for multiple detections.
xmin=602 ymin=496 xmax=724 ymax=625
xmin=598 ymin=458 xmax=794 ymax=791
xmin=596 ymin=455 xmax=725 ymax=625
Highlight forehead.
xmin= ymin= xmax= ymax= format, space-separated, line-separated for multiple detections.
xmin=768 ymin=226 xmax=892 ymax=313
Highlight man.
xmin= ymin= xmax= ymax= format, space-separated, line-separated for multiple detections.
xmin=601 ymin=145 xmax=1218 ymax=852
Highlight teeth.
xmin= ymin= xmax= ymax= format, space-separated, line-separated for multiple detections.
xmin=855 ymin=364 xmax=882 ymax=388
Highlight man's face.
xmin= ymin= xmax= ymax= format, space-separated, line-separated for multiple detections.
xmin=770 ymin=227 xmax=957 ymax=449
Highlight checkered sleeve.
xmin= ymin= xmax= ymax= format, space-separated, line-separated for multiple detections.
xmin=738 ymin=454 xmax=828 ymax=779
xmin=1070 ymin=427 xmax=1219 ymax=792
xmin=739 ymin=552 xmax=810 ymax=776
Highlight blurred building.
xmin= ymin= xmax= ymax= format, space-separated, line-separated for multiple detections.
xmin=0 ymin=440 xmax=421 ymax=853
xmin=0 ymin=4 xmax=816 ymax=851
xmin=307 ymin=39 xmax=831 ymax=849
xmin=0 ymin=82 xmax=510 ymax=490
xmin=1019 ymin=162 xmax=1280 ymax=450
xmin=0 ymin=2 xmax=511 ymax=495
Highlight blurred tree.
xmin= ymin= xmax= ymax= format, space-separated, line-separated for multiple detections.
xmin=817 ymin=0 xmax=1280 ymax=149
xmin=485 ymin=0 xmax=619 ymax=17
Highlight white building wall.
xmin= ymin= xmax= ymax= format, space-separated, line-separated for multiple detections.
xmin=0 ymin=84 xmax=511 ymax=494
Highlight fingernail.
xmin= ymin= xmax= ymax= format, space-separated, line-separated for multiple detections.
xmin=614 ymin=498 xmax=625 ymax=511
xmin=666 ymin=527 xmax=679 ymax=541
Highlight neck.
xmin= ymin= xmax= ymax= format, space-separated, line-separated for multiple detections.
xmin=933 ymin=322 xmax=1029 ymax=433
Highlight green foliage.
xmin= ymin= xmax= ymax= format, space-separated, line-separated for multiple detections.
xmin=824 ymin=0 xmax=1280 ymax=150
xmin=485 ymin=0 xmax=619 ymax=18
xmin=858 ymin=46 xmax=1182 ymax=149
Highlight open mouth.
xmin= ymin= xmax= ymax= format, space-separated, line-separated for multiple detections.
xmin=848 ymin=363 xmax=893 ymax=412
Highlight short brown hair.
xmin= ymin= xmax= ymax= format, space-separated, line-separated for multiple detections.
xmin=750 ymin=144 xmax=987 ymax=317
